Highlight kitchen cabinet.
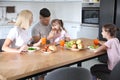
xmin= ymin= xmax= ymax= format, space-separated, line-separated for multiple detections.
xmin=99 ymin=0 xmax=120 ymax=40
xmin=64 ymin=22 xmax=98 ymax=39
xmin=65 ymin=0 xmax=82 ymax=1
xmin=83 ymin=0 xmax=100 ymax=3
xmin=0 ymin=0 xmax=44 ymax=2
xmin=78 ymin=26 xmax=98 ymax=39
xmin=0 ymin=0 xmax=99 ymax=2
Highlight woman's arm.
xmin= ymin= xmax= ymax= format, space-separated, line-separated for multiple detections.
xmin=2 ymin=39 xmax=20 ymax=53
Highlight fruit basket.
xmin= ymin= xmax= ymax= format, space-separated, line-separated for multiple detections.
xmin=65 ymin=39 xmax=84 ymax=51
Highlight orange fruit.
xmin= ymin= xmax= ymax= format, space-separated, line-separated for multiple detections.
xmin=93 ymin=39 xmax=99 ymax=45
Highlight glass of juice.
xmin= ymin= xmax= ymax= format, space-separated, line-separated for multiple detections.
xmin=41 ymin=35 xmax=47 ymax=45
xmin=60 ymin=40 xmax=65 ymax=47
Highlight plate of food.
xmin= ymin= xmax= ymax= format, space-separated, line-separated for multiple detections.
xmin=65 ymin=39 xmax=84 ymax=51
xmin=27 ymin=47 xmax=40 ymax=53
xmin=41 ymin=45 xmax=57 ymax=55
xmin=88 ymin=45 xmax=99 ymax=51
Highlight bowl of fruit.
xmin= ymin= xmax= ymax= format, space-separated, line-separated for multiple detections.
xmin=41 ymin=45 xmax=57 ymax=55
xmin=65 ymin=39 xmax=84 ymax=51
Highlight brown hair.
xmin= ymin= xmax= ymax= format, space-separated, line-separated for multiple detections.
xmin=51 ymin=19 xmax=66 ymax=31
xmin=103 ymin=24 xmax=119 ymax=37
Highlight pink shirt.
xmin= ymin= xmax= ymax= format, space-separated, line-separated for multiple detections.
xmin=50 ymin=30 xmax=69 ymax=44
xmin=104 ymin=38 xmax=120 ymax=70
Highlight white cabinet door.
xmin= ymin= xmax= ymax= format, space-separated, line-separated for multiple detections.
xmin=65 ymin=0 xmax=82 ymax=1
xmin=0 ymin=0 xmax=44 ymax=1
xmin=77 ymin=26 xmax=99 ymax=39
xmin=64 ymin=22 xmax=81 ymax=39
xmin=64 ymin=22 xmax=99 ymax=39
xmin=45 ymin=0 xmax=64 ymax=1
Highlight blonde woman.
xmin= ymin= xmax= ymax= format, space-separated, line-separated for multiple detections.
xmin=2 ymin=10 xmax=33 ymax=53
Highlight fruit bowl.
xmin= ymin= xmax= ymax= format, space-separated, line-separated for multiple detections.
xmin=64 ymin=39 xmax=84 ymax=51
xmin=70 ymin=48 xmax=80 ymax=51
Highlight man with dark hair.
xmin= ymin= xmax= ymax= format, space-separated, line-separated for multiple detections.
xmin=32 ymin=8 xmax=51 ymax=43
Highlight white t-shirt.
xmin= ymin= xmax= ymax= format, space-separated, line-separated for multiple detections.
xmin=7 ymin=26 xmax=30 ymax=48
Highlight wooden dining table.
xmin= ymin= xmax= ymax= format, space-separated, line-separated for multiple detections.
xmin=0 ymin=38 xmax=106 ymax=80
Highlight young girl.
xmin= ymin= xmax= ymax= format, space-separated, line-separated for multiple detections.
xmin=91 ymin=24 xmax=120 ymax=80
xmin=2 ymin=10 xmax=33 ymax=53
xmin=47 ymin=19 xmax=70 ymax=44
xmin=34 ymin=19 xmax=70 ymax=46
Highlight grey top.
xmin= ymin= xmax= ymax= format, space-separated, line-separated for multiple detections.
xmin=32 ymin=22 xmax=51 ymax=38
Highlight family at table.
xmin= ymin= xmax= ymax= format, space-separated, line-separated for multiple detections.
xmin=1 ymin=8 xmax=120 ymax=80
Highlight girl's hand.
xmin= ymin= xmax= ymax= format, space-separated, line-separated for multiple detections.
xmin=48 ymin=30 xmax=56 ymax=39
xmin=65 ymin=37 xmax=70 ymax=42
xmin=94 ymin=50 xmax=98 ymax=54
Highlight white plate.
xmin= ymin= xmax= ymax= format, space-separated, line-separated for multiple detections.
xmin=41 ymin=51 xmax=52 ymax=55
xmin=28 ymin=47 xmax=40 ymax=50
xmin=27 ymin=47 xmax=40 ymax=53
xmin=28 ymin=49 xmax=36 ymax=53
xmin=88 ymin=46 xmax=96 ymax=51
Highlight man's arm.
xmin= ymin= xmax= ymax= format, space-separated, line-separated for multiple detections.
xmin=31 ymin=24 xmax=41 ymax=43
xmin=32 ymin=36 xmax=40 ymax=43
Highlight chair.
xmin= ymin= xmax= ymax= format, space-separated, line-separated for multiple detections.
xmin=109 ymin=61 xmax=120 ymax=80
xmin=45 ymin=67 xmax=92 ymax=80
xmin=0 ymin=39 xmax=5 ymax=52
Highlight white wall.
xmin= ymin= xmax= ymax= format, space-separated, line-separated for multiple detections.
xmin=0 ymin=1 xmax=99 ymax=39
xmin=0 ymin=1 xmax=82 ymax=23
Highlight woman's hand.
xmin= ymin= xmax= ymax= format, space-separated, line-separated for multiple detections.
xmin=19 ymin=45 xmax=28 ymax=53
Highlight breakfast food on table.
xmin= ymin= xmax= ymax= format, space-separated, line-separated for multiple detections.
xmin=65 ymin=39 xmax=84 ymax=51
xmin=88 ymin=45 xmax=99 ymax=51
xmin=93 ymin=39 xmax=100 ymax=45
xmin=27 ymin=47 xmax=40 ymax=53
xmin=41 ymin=45 xmax=57 ymax=53
xmin=87 ymin=39 xmax=100 ymax=51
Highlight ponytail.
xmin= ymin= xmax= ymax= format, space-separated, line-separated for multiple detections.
xmin=116 ymin=27 xmax=120 ymax=31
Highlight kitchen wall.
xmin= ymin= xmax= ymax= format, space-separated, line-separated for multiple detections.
xmin=0 ymin=1 xmax=99 ymax=39
xmin=0 ymin=1 xmax=81 ymax=22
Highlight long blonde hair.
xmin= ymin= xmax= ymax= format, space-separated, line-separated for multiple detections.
xmin=15 ymin=10 xmax=33 ymax=29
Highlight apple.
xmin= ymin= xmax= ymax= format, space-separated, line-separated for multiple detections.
xmin=76 ymin=39 xmax=82 ymax=44
xmin=77 ymin=44 xmax=83 ymax=49
xmin=72 ymin=44 xmax=77 ymax=49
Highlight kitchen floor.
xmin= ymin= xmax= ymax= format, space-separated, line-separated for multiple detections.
xmin=30 ymin=58 xmax=101 ymax=80
xmin=71 ymin=58 xmax=102 ymax=70
xmin=82 ymin=58 xmax=102 ymax=70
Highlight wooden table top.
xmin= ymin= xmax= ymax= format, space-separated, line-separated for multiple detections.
xmin=0 ymin=38 xmax=105 ymax=80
